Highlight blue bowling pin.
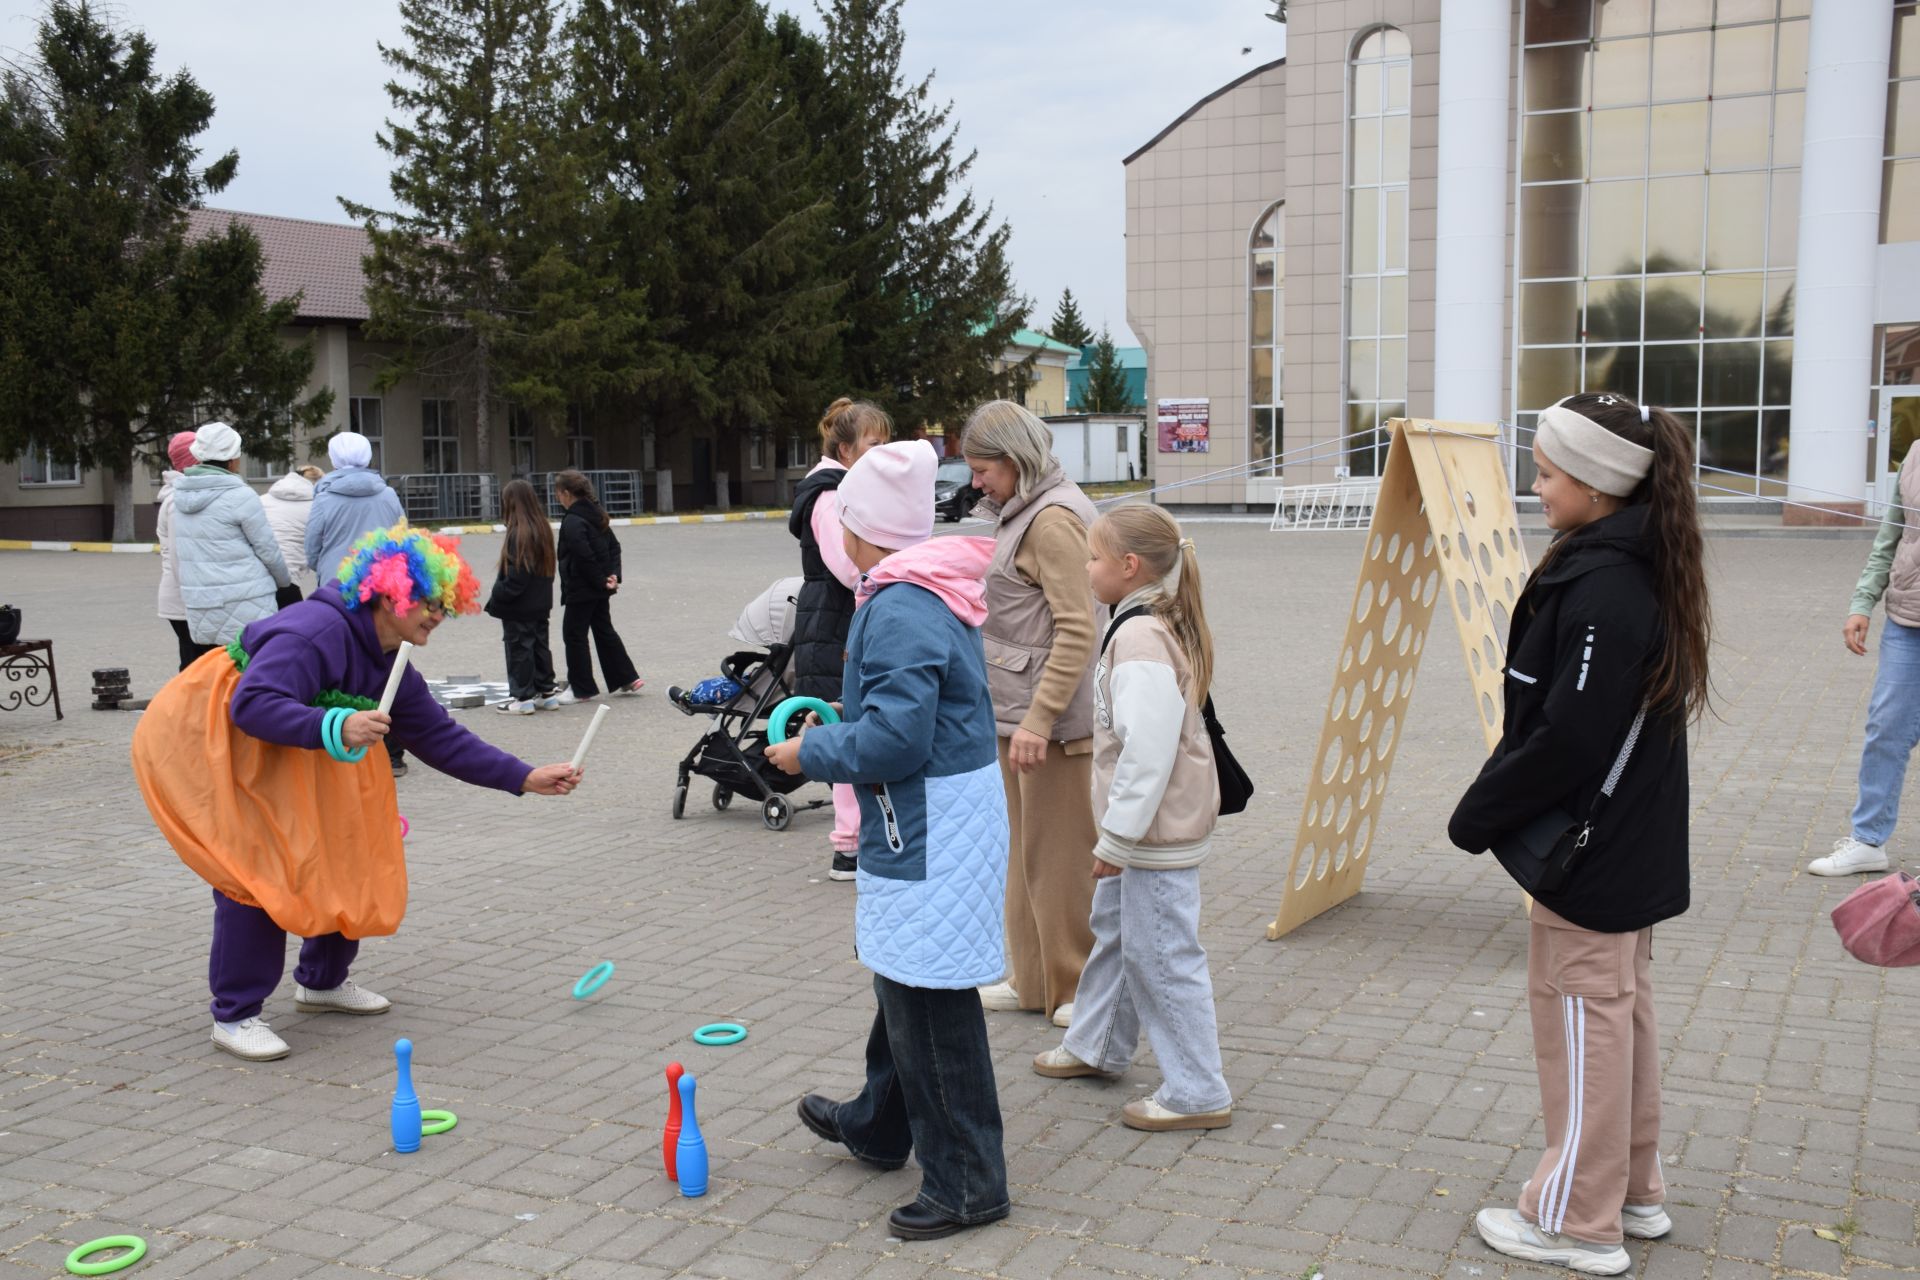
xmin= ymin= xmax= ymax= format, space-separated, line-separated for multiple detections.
xmin=392 ymin=1038 xmax=422 ymax=1154
xmin=675 ymin=1073 xmax=708 ymax=1196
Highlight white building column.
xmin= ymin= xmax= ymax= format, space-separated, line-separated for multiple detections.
xmin=1432 ymin=0 xmax=1511 ymax=425
xmin=1788 ymin=1 xmax=1894 ymax=522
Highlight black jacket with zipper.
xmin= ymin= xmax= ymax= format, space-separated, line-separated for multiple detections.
xmin=484 ymin=532 xmax=555 ymax=622
xmin=557 ymin=501 xmax=621 ymax=605
xmin=1447 ymin=504 xmax=1690 ymax=933
xmin=788 ymin=467 xmax=855 ymax=701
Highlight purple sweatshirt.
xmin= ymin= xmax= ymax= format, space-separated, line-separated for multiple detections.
xmin=229 ymin=587 xmax=533 ymax=795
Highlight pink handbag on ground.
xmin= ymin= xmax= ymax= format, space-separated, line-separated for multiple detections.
xmin=1831 ymin=871 xmax=1920 ymax=967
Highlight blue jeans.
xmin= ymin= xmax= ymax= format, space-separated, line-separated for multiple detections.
xmin=828 ymin=974 xmax=1009 ymax=1225
xmin=1853 ymin=618 xmax=1920 ymax=847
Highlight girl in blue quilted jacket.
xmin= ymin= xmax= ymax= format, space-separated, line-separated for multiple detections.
xmin=764 ymin=441 xmax=1011 ymax=1242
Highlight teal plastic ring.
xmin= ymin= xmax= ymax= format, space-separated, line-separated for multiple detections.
xmin=420 ymin=1109 xmax=457 ymax=1135
xmin=65 ymin=1236 xmax=146 ymax=1276
xmin=573 ymin=961 xmax=615 ymax=999
xmin=322 ymin=707 xmax=368 ymax=764
xmin=693 ymin=1022 xmax=747 ymax=1046
xmin=765 ymin=697 xmax=840 ymax=744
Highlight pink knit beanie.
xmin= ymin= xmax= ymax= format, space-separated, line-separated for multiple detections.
xmin=838 ymin=440 xmax=936 ymax=550
xmin=166 ymin=431 xmax=197 ymax=472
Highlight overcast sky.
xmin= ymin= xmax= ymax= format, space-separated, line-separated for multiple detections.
xmin=0 ymin=1 xmax=1286 ymax=348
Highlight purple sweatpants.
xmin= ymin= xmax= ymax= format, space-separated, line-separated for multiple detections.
xmin=208 ymin=890 xmax=357 ymax=1022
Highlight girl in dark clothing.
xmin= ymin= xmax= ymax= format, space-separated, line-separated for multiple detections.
xmin=485 ymin=479 xmax=559 ymax=714
xmin=553 ymin=470 xmax=642 ymax=704
xmin=789 ymin=398 xmax=892 ymax=880
xmin=1450 ymin=394 xmax=1710 ymax=1275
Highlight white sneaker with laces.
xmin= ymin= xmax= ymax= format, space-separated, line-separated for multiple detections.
xmin=976 ymin=981 xmax=1022 ymax=1011
xmin=1474 ymin=1208 xmax=1631 ymax=1275
xmin=1052 ymin=1001 xmax=1075 ymax=1028
xmin=294 ymin=979 xmax=391 ymax=1015
xmin=1622 ymin=1202 xmax=1672 ymax=1239
xmin=1809 ymin=836 xmax=1890 ymax=877
xmin=495 ymin=700 xmax=537 ymax=715
xmin=536 ymin=694 xmax=561 ymax=710
xmin=211 ymin=1016 xmax=290 ymax=1061
xmin=555 ymin=688 xmax=595 ymax=706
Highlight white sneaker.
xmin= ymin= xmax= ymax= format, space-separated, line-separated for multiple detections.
xmin=211 ymin=1016 xmax=290 ymax=1061
xmin=1122 ymin=1095 xmax=1232 ymax=1131
xmin=494 ymin=700 xmax=537 ymax=715
xmin=1052 ymin=1001 xmax=1075 ymax=1028
xmin=536 ymin=694 xmax=561 ymax=710
xmin=293 ymin=979 xmax=391 ymax=1015
xmin=1622 ymin=1202 xmax=1672 ymax=1239
xmin=610 ymin=678 xmax=646 ymax=697
xmin=977 ymin=982 xmax=1022 ymax=1011
xmin=1475 ymin=1208 xmax=1631 ymax=1275
xmin=1809 ymin=836 xmax=1890 ymax=877
xmin=1032 ymin=1045 xmax=1119 ymax=1080
xmin=555 ymin=688 xmax=595 ymax=705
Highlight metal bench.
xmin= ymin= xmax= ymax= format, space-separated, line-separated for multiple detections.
xmin=0 ymin=639 xmax=62 ymax=719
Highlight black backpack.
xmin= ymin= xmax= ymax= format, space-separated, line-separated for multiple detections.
xmin=1099 ymin=606 xmax=1252 ymax=817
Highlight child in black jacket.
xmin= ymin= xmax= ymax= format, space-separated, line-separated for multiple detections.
xmin=485 ymin=479 xmax=559 ymax=714
xmin=1450 ymin=393 xmax=1710 ymax=1276
xmin=553 ymin=469 xmax=642 ymax=703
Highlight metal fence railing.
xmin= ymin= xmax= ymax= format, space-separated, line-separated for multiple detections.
xmin=391 ymin=473 xmax=502 ymax=524
xmin=532 ymin=470 xmax=644 ymax=518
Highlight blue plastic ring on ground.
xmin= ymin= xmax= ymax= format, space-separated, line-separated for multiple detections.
xmin=765 ymin=697 xmax=840 ymax=744
xmin=573 ymin=961 xmax=615 ymax=999
xmin=64 ymin=1235 xmax=146 ymax=1276
xmin=693 ymin=1022 xmax=747 ymax=1046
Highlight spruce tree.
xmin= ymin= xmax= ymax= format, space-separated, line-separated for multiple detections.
xmin=1048 ymin=288 xmax=1092 ymax=349
xmin=0 ymin=1 xmax=331 ymax=539
xmin=1081 ymin=327 xmax=1139 ymax=414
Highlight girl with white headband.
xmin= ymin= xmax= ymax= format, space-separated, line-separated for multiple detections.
xmin=1447 ymin=392 xmax=1711 ymax=1274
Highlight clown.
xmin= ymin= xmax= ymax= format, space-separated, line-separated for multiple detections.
xmin=133 ymin=523 xmax=581 ymax=1061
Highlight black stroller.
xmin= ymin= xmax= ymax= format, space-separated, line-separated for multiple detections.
xmin=666 ymin=578 xmax=832 ymax=832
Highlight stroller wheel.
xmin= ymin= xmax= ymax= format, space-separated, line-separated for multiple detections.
xmin=761 ymin=794 xmax=791 ymax=832
xmin=713 ymin=785 xmax=733 ymax=812
xmin=672 ymin=783 xmax=688 ymax=820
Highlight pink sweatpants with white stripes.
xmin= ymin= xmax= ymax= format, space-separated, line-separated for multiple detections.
xmin=1518 ymin=904 xmax=1665 ymax=1246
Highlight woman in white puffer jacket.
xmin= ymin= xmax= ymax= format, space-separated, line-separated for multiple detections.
xmin=173 ymin=422 xmax=293 ymax=649
xmin=260 ymin=466 xmax=322 ymax=587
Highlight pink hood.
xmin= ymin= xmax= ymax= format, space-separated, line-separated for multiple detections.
xmin=856 ymin=536 xmax=993 ymax=627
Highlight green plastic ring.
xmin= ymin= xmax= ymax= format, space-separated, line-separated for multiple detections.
xmin=421 ymin=1109 xmax=457 ymax=1135
xmin=65 ymin=1236 xmax=146 ymax=1276
xmin=693 ymin=1022 xmax=747 ymax=1046
xmin=573 ymin=961 xmax=615 ymax=999
xmin=765 ymin=697 xmax=840 ymax=744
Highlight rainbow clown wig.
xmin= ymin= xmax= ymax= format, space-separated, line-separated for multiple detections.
xmin=332 ymin=522 xmax=481 ymax=617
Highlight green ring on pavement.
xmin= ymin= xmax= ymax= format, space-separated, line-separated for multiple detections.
xmin=693 ymin=1022 xmax=747 ymax=1046
xmin=573 ymin=961 xmax=614 ymax=999
xmin=421 ymin=1109 xmax=457 ymax=1135
xmin=65 ymin=1236 xmax=146 ymax=1276
xmin=764 ymin=697 xmax=839 ymax=744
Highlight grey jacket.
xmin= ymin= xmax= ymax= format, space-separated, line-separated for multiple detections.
xmin=307 ymin=468 xmax=405 ymax=586
xmin=173 ymin=468 xmax=292 ymax=645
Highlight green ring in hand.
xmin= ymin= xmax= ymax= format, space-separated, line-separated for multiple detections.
xmin=693 ymin=1022 xmax=747 ymax=1046
xmin=765 ymin=697 xmax=839 ymax=744
xmin=421 ymin=1109 xmax=457 ymax=1135
xmin=65 ymin=1236 xmax=146 ymax=1276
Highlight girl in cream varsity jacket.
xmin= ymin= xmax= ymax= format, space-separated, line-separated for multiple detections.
xmin=1032 ymin=506 xmax=1233 ymax=1132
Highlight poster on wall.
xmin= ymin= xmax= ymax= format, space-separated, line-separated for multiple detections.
xmin=1157 ymin=398 xmax=1211 ymax=453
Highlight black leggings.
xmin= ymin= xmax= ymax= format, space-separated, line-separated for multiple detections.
xmin=169 ymin=619 xmax=216 ymax=672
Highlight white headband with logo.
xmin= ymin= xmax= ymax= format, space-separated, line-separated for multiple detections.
xmin=1534 ymin=398 xmax=1655 ymax=498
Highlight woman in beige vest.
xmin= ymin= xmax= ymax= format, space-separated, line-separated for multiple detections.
xmin=960 ymin=401 xmax=1103 ymax=1026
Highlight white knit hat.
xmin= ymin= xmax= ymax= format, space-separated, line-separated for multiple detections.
xmin=190 ymin=421 xmax=243 ymax=463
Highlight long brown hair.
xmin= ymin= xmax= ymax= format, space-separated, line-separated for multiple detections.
xmin=498 ymin=479 xmax=555 ymax=578
xmin=554 ymin=470 xmax=608 ymax=530
xmin=1091 ymin=505 xmax=1214 ymax=705
xmin=1542 ymin=392 xmax=1711 ymax=724
xmin=818 ymin=397 xmax=892 ymax=465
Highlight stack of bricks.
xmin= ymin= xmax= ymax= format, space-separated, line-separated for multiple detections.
xmin=90 ymin=667 xmax=132 ymax=711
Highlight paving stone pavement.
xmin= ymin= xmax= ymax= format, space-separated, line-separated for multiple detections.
xmin=1 ymin=520 xmax=1917 ymax=1280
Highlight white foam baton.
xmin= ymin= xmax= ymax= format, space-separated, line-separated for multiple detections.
xmin=571 ymin=703 xmax=609 ymax=772
xmin=377 ymin=641 xmax=414 ymax=716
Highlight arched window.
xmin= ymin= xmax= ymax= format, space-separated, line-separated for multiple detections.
xmin=1345 ymin=26 xmax=1411 ymax=477
xmin=1250 ymin=201 xmax=1284 ymax=473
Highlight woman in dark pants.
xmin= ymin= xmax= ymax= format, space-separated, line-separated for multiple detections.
xmin=553 ymin=470 xmax=643 ymax=704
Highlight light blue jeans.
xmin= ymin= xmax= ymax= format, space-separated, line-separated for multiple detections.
xmin=1853 ymin=618 xmax=1920 ymax=847
xmin=1062 ymin=866 xmax=1232 ymax=1114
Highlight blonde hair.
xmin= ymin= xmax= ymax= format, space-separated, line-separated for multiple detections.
xmin=1091 ymin=505 xmax=1213 ymax=705
xmin=297 ymin=465 xmax=323 ymax=482
xmin=958 ymin=400 xmax=1054 ymax=500
xmin=818 ymin=397 xmax=892 ymax=465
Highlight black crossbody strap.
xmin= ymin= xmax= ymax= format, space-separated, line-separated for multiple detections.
xmin=1100 ymin=605 xmax=1152 ymax=657
xmin=1584 ymin=704 xmax=1648 ymax=828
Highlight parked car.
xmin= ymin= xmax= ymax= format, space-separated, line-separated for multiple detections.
xmin=935 ymin=456 xmax=982 ymax=522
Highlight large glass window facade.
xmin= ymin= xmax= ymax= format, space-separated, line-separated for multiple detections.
xmin=1516 ymin=0 xmax=1805 ymax=496
xmin=1251 ymin=201 xmax=1285 ymax=474
xmin=1347 ymin=27 xmax=1411 ymax=478
xmin=1887 ymin=5 xmax=1920 ymax=242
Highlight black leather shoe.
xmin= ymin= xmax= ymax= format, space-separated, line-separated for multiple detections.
xmin=888 ymin=1202 xmax=979 ymax=1241
xmin=796 ymin=1094 xmax=842 ymax=1145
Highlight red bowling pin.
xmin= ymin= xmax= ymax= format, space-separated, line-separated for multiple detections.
xmin=663 ymin=1062 xmax=685 ymax=1180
